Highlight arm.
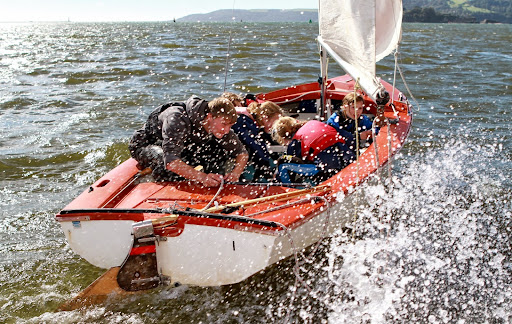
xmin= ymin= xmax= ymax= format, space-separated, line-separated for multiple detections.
xmin=217 ymin=129 xmax=249 ymax=182
xmin=360 ymin=130 xmax=373 ymax=141
xmin=225 ymin=153 xmax=249 ymax=182
xmin=326 ymin=113 xmax=341 ymax=132
xmin=166 ymin=159 xmax=224 ymax=187
xmin=359 ymin=116 xmax=375 ymax=141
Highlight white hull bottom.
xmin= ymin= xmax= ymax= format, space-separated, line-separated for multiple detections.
xmin=60 ymin=194 xmax=357 ymax=286
xmin=60 ymin=220 xmax=134 ymax=269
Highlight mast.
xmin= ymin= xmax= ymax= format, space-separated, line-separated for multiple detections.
xmin=319 ymin=45 xmax=330 ymax=120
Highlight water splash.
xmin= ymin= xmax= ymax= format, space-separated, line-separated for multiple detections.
xmin=324 ymin=140 xmax=512 ymax=323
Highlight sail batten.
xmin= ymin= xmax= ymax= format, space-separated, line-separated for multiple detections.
xmin=318 ymin=0 xmax=403 ymax=101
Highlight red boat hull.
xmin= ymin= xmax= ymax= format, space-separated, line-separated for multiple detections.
xmin=56 ymin=75 xmax=412 ymax=286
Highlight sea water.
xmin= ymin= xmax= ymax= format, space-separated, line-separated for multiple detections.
xmin=0 ymin=21 xmax=510 ymax=323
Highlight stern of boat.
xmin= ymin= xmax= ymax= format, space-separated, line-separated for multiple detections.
xmin=55 ymin=158 xmax=143 ymax=269
xmin=58 ymin=218 xmax=134 ymax=269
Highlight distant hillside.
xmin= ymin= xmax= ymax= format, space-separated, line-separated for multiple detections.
xmin=404 ymin=0 xmax=511 ymax=23
xmin=178 ymin=9 xmax=317 ymax=23
xmin=178 ymin=1 xmax=511 ymax=24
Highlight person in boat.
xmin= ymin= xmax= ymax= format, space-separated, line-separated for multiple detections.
xmin=129 ymin=95 xmax=249 ymax=187
xmin=221 ymin=92 xmax=259 ymax=108
xmin=231 ymin=100 xmax=283 ymax=181
xmin=326 ymin=92 xmax=378 ymax=153
xmin=271 ymin=116 xmax=355 ymax=184
xmin=221 ymin=92 xmax=243 ymax=107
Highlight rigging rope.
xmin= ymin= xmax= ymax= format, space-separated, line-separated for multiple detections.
xmin=371 ymin=120 xmax=382 ymax=184
xmin=222 ymin=2 xmax=236 ymax=93
xmin=384 ymin=51 xmax=401 ymax=181
xmin=395 ymin=50 xmax=421 ymax=112
xmin=282 ymin=196 xmax=331 ymax=323
xmin=201 ymin=177 xmax=225 ymax=211
xmin=351 ymin=79 xmax=361 ymax=241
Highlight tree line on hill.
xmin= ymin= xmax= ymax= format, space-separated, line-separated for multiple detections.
xmin=178 ymin=1 xmax=511 ymax=24
xmin=404 ymin=7 xmax=477 ymax=23
xmin=403 ymin=0 xmax=511 ymax=23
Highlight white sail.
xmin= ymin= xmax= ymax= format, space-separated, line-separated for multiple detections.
xmin=318 ymin=0 xmax=403 ymax=101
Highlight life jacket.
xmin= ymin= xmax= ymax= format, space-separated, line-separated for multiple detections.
xmin=292 ymin=120 xmax=346 ymax=162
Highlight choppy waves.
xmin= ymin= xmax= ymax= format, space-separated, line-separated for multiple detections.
xmin=0 ymin=21 xmax=510 ymax=323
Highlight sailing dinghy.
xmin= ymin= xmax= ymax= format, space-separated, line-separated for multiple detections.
xmin=56 ymin=0 xmax=412 ymax=306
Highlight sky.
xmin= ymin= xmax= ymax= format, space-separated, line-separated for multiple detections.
xmin=0 ymin=0 xmax=318 ymax=22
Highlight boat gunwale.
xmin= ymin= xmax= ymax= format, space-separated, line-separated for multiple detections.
xmin=55 ymin=194 xmax=334 ymax=236
xmin=56 ymin=207 xmax=282 ymax=229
